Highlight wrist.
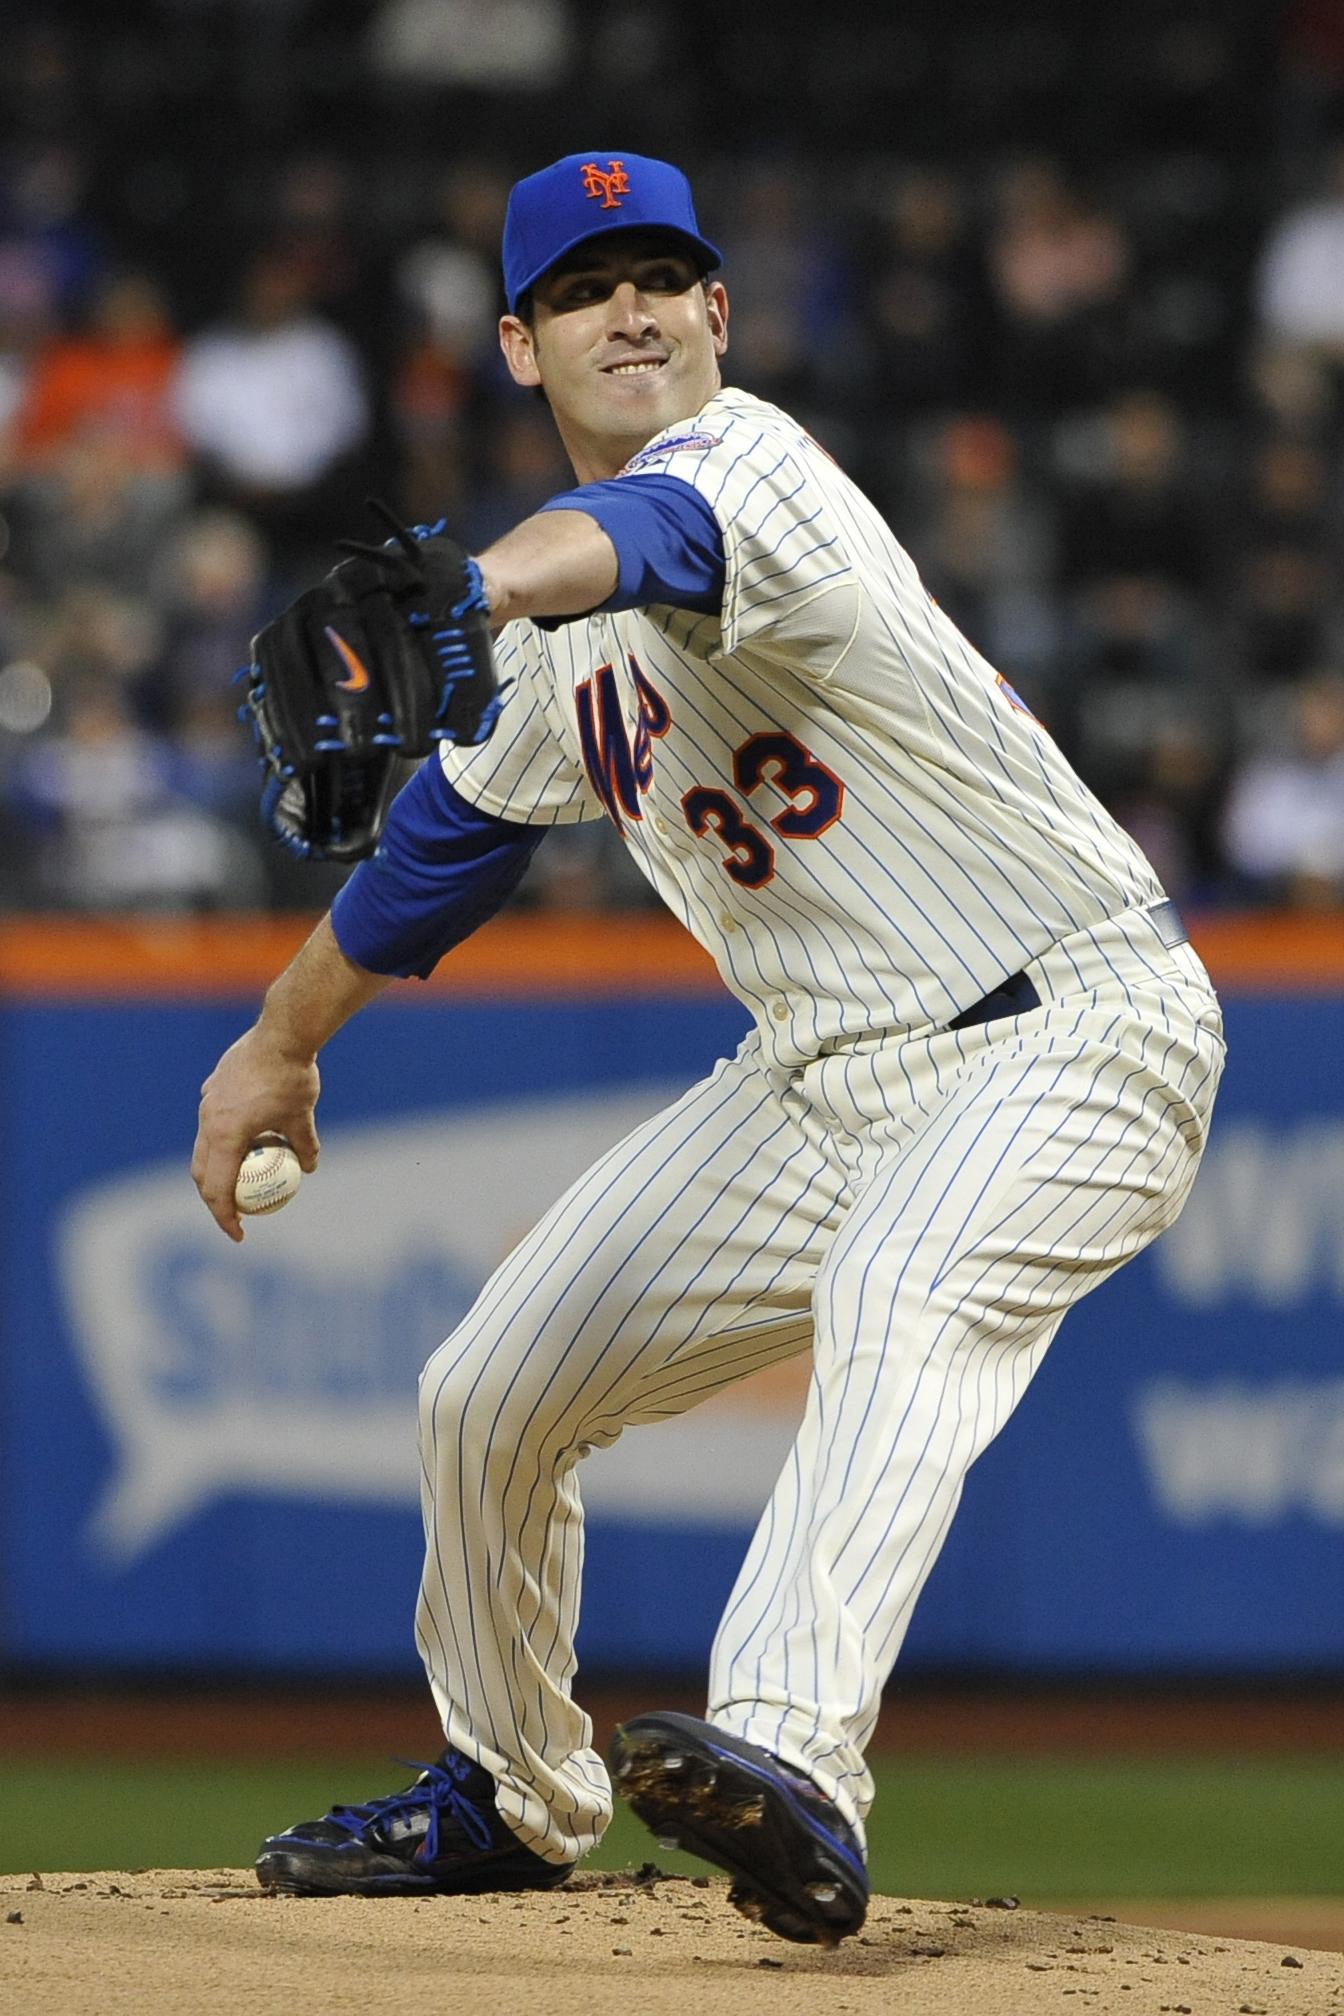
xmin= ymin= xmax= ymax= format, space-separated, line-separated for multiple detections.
xmin=477 ymin=564 xmax=512 ymax=630
xmin=257 ymin=913 xmax=392 ymax=1060
xmin=253 ymin=996 xmax=321 ymax=1068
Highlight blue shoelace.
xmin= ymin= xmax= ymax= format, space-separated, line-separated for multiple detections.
xmin=325 ymin=1754 xmax=496 ymax=1862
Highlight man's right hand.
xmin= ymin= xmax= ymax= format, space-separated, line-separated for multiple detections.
xmin=192 ymin=1026 xmax=322 ymax=1242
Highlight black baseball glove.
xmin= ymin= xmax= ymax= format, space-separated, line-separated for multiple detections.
xmin=241 ymin=504 xmax=502 ymax=862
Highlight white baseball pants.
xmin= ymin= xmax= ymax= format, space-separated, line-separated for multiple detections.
xmin=414 ymin=909 xmax=1224 ymax=1865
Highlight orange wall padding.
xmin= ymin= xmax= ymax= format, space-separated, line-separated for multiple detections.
xmin=0 ymin=909 xmax=1339 ymax=1000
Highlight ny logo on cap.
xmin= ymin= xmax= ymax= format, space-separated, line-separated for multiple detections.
xmin=580 ymin=159 xmax=630 ymax=209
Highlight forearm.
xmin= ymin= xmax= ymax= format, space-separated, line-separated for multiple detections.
xmin=331 ymin=759 xmax=545 ymax=979
xmin=258 ymin=913 xmax=393 ymax=1060
xmin=477 ymin=508 xmax=618 ymax=626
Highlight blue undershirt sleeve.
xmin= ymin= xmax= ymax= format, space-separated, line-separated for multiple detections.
xmin=330 ymin=758 xmax=545 ymax=980
xmin=538 ymin=472 xmax=725 ymax=616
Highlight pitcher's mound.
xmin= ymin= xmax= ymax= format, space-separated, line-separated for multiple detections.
xmin=1 ymin=1865 xmax=1335 ymax=2014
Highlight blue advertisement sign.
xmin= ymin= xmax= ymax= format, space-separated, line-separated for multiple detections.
xmin=0 ymin=984 xmax=1339 ymax=1677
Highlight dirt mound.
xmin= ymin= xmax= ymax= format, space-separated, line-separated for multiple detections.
xmin=1 ymin=1866 xmax=1338 ymax=2014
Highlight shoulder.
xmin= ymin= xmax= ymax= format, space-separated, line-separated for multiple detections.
xmin=617 ymin=389 xmax=815 ymax=482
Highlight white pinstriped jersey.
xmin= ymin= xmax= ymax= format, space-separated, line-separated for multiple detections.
xmin=440 ymin=387 xmax=1167 ymax=1071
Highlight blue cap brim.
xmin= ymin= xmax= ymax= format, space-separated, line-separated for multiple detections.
xmin=510 ymin=221 xmax=721 ymax=313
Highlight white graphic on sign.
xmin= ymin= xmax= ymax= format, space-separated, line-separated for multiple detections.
xmin=1133 ymin=1377 xmax=1344 ymax=1525
xmin=1155 ymin=1121 xmax=1344 ymax=1307
xmin=58 ymin=1090 xmax=803 ymax=1565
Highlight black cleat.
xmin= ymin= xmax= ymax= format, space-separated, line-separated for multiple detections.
xmin=608 ymin=1710 xmax=868 ymax=1945
xmin=254 ymin=1749 xmax=573 ymax=1897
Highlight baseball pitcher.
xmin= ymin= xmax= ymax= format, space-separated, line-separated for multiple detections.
xmin=193 ymin=151 xmax=1225 ymax=1945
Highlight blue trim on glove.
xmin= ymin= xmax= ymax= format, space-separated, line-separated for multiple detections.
xmin=330 ymin=759 xmax=544 ymax=979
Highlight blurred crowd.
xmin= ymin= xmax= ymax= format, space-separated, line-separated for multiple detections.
xmin=1 ymin=0 xmax=1343 ymax=916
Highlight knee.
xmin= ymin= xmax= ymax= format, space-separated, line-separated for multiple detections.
xmin=417 ymin=1324 xmax=558 ymax=1476
xmin=418 ymin=1327 xmax=499 ymax=1447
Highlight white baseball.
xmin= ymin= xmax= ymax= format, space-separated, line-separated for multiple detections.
xmin=235 ymin=1134 xmax=303 ymax=1216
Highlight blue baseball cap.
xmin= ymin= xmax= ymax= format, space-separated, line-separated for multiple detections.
xmin=502 ymin=151 xmax=721 ymax=313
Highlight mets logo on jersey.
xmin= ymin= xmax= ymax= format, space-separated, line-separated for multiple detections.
xmin=575 ymin=654 xmax=671 ymax=825
xmin=580 ymin=159 xmax=630 ymax=209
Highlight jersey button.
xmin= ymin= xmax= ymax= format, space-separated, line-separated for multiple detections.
xmin=771 ymin=999 xmax=790 ymax=1021
xmin=719 ymin=912 xmax=737 ymax=933
xmin=653 ymin=817 xmax=669 ymax=835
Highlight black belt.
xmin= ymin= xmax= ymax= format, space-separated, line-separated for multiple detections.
xmin=948 ymin=901 xmax=1188 ymax=1034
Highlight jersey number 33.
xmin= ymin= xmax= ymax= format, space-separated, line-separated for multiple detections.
xmin=577 ymin=656 xmax=846 ymax=891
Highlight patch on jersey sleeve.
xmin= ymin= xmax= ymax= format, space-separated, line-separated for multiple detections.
xmin=619 ymin=431 xmax=724 ymax=476
xmin=995 ymin=670 xmax=1042 ymax=723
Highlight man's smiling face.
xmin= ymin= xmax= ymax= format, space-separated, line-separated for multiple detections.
xmin=498 ymin=230 xmax=729 ymax=482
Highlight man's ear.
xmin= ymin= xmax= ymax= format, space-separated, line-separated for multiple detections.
xmin=704 ymin=281 xmax=729 ymax=358
xmin=499 ymin=315 xmax=542 ymax=388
